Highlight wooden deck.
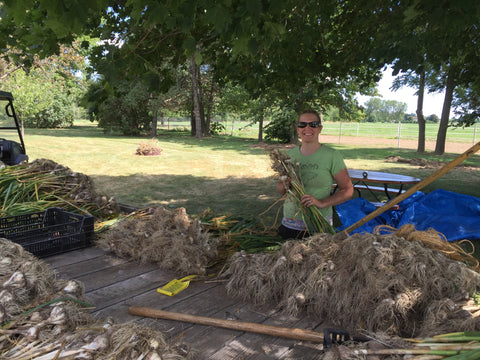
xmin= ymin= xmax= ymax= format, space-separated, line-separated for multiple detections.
xmin=45 ymin=246 xmax=327 ymax=359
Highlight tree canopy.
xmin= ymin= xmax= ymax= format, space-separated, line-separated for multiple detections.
xmin=0 ymin=0 xmax=479 ymax=151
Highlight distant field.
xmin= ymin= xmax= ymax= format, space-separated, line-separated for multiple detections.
xmin=0 ymin=120 xmax=477 ymax=220
xmin=321 ymin=121 xmax=479 ymax=144
xmin=162 ymin=118 xmax=480 ymax=145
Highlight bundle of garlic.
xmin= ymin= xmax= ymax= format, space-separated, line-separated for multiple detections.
xmin=97 ymin=206 xmax=220 ymax=275
xmin=0 ymin=238 xmax=73 ymax=323
xmin=0 ymin=238 xmax=94 ymax=350
xmin=222 ymin=228 xmax=480 ymax=338
xmin=0 ymin=238 xmax=195 ymax=359
xmin=1 ymin=320 xmax=193 ymax=360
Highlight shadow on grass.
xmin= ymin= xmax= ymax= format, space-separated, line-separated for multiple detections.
xmin=336 ymin=145 xmax=480 ymax=167
xmin=25 ymin=127 xmax=271 ymax=156
xmin=345 ymin=165 xmax=480 ymax=199
xmin=90 ymin=158 xmax=479 ymax=220
xmin=91 ymin=173 xmax=283 ymax=223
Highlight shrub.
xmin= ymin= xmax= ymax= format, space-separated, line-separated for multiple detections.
xmin=210 ymin=122 xmax=226 ymax=135
xmin=95 ymin=81 xmax=152 ymax=135
xmin=26 ymin=94 xmax=75 ymax=128
xmin=264 ymin=108 xmax=297 ymax=143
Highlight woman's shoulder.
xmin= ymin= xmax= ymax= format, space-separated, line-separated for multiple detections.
xmin=320 ymin=143 xmax=335 ymax=150
xmin=286 ymin=145 xmax=301 ymax=156
xmin=318 ymin=144 xmax=337 ymax=154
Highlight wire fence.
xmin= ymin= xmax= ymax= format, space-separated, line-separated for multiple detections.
xmin=160 ymin=117 xmax=479 ymax=147
xmin=321 ymin=122 xmax=479 ymax=146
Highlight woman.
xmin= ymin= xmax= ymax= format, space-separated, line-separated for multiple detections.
xmin=277 ymin=109 xmax=354 ymax=239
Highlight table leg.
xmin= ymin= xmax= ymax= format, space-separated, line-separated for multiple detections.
xmin=362 ymin=182 xmax=381 ymax=202
xmin=383 ymin=183 xmax=391 ymax=200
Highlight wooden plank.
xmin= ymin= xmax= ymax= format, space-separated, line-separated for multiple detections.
xmin=43 ymin=246 xmax=332 ymax=359
xmin=141 ymin=284 xmax=243 ymax=339
xmin=69 ymin=260 xmax=159 ymax=292
xmin=208 ymin=312 xmax=324 ymax=360
xmin=180 ymin=303 xmax=278 ymax=359
xmin=265 ymin=317 xmax=327 ymax=359
xmin=45 ymin=246 xmax=106 ymax=268
xmin=52 ymin=253 xmax=130 ymax=279
xmin=130 ymin=283 xmax=255 ymax=357
xmin=86 ymin=268 xmax=177 ymax=312
xmin=89 ymin=273 xmax=221 ymax=321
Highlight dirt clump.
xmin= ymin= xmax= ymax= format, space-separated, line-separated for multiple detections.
xmin=386 ymin=155 xmax=479 ymax=170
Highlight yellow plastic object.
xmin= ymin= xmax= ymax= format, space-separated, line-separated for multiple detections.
xmin=157 ymin=275 xmax=197 ymax=296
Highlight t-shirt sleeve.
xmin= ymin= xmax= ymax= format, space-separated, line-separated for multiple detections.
xmin=330 ymin=150 xmax=347 ymax=177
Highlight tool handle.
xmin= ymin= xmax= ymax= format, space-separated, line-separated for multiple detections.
xmin=342 ymin=141 xmax=480 ymax=235
xmin=129 ymin=306 xmax=325 ymax=343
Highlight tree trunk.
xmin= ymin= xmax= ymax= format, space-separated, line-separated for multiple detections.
xmin=258 ymin=96 xmax=264 ymax=142
xmin=151 ymin=107 xmax=158 ymax=137
xmin=204 ymin=76 xmax=215 ymax=137
xmin=190 ymin=54 xmax=203 ymax=139
xmin=434 ymin=70 xmax=455 ymax=155
xmin=416 ymin=69 xmax=426 ymax=153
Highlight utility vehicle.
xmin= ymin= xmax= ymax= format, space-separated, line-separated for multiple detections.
xmin=0 ymin=91 xmax=28 ymax=165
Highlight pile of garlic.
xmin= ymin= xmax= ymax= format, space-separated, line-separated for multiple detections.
xmin=0 ymin=239 xmax=193 ymax=359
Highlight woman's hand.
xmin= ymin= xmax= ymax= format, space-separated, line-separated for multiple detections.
xmin=277 ymin=176 xmax=291 ymax=195
xmin=301 ymin=194 xmax=323 ymax=208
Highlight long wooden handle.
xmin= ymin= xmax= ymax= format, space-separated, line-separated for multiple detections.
xmin=129 ymin=306 xmax=325 ymax=343
xmin=342 ymin=141 xmax=480 ymax=235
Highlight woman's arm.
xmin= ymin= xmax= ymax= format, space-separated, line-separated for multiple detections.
xmin=301 ymin=168 xmax=354 ymax=208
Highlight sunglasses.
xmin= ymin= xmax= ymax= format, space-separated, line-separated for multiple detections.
xmin=297 ymin=121 xmax=321 ymax=128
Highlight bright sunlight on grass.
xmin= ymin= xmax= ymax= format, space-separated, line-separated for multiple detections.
xmin=15 ymin=120 xmax=480 ymax=224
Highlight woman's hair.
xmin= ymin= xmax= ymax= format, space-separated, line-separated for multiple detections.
xmin=298 ymin=109 xmax=322 ymax=123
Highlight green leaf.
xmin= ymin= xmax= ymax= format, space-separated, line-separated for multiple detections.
xmin=194 ymin=51 xmax=203 ymax=65
xmin=148 ymin=2 xmax=170 ymax=25
xmin=205 ymin=4 xmax=231 ymax=33
xmin=245 ymin=0 xmax=261 ymax=16
xmin=232 ymin=35 xmax=250 ymax=56
xmin=183 ymin=36 xmax=197 ymax=54
xmin=403 ymin=5 xmax=420 ymax=23
xmin=264 ymin=21 xmax=285 ymax=37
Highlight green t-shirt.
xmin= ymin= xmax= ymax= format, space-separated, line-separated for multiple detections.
xmin=283 ymin=144 xmax=347 ymax=221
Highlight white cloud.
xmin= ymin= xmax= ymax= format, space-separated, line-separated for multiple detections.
xmin=357 ymin=69 xmax=445 ymax=117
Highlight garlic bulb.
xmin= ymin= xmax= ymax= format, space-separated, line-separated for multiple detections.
xmin=3 ymin=271 xmax=26 ymax=288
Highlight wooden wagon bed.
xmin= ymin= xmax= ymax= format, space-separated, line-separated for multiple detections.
xmin=45 ymin=246 xmax=327 ymax=359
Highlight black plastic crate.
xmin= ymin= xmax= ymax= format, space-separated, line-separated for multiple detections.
xmin=0 ymin=207 xmax=94 ymax=258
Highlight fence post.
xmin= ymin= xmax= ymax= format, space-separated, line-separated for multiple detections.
xmin=339 ymin=121 xmax=342 ymax=143
xmin=397 ymin=121 xmax=402 ymax=148
xmin=474 ymin=123 xmax=477 ymax=144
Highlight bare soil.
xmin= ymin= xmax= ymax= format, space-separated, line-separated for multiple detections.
xmin=254 ymin=136 xmax=475 ymax=155
xmin=320 ymin=134 xmax=474 ymax=154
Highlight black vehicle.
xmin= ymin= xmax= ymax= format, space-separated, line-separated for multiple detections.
xmin=0 ymin=91 xmax=28 ymax=165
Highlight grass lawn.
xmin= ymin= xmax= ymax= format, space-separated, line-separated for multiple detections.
xmin=15 ymin=120 xmax=480 ymax=227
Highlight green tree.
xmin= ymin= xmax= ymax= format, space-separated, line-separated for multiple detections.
xmin=84 ymin=1 xmax=380 ymax=142
xmin=392 ymin=67 xmax=432 ymax=152
xmin=364 ymin=98 xmax=407 ymax=123
xmin=90 ymin=80 xmax=151 ymax=135
xmin=331 ymin=0 xmax=480 ymax=154
xmin=1 ymin=43 xmax=87 ymax=127
xmin=426 ymin=114 xmax=439 ymax=123
xmin=451 ymin=86 xmax=480 ymax=126
xmin=2 ymin=0 xmax=479 ymax=151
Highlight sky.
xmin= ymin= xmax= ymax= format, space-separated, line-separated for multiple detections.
xmin=357 ymin=69 xmax=445 ymax=117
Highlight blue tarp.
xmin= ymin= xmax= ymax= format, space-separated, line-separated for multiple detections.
xmin=335 ymin=189 xmax=480 ymax=241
